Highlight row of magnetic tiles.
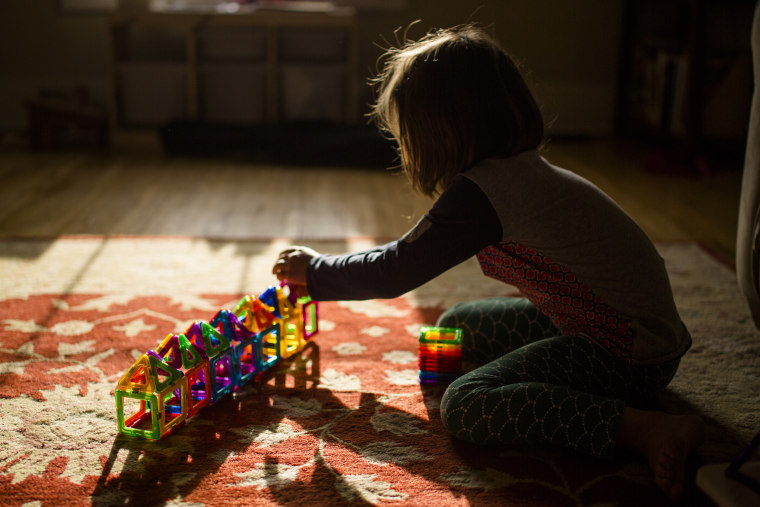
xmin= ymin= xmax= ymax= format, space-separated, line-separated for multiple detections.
xmin=114 ymin=284 xmax=318 ymax=440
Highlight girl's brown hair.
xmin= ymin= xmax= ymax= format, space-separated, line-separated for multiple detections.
xmin=370 ymin=24 xmax=544 ymax=197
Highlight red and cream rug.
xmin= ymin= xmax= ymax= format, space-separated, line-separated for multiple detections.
xmin=0 ymin=237 xmax=758 ymax=506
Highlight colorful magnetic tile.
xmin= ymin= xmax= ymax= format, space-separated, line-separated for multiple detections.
xmin=418 ymin=326 xmax=463 ymax=385
xmin=419 ymin=326 xmax=463 ymax=345
xmin=115 ymin=389 xmax=161 ymax=440
xmin=208 ymin=347 xmax=236 ymax=403
xmin=115 ymin=286 xmax=319 ymax=440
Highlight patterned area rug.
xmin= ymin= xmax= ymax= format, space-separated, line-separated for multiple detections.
xmin=0 ymin=237 xmax=758 ymax=506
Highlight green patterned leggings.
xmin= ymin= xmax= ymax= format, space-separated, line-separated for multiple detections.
xmin=437 ymin=297 xmax=679 ymax=459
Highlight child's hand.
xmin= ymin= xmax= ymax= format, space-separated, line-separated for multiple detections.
xmin=272 ymin=246 xmax=320 ymax=286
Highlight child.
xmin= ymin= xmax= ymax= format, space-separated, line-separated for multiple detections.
xmin=272 ymin=24 xmax=706 ymax=500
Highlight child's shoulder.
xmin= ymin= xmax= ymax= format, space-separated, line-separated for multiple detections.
xmin=463 ymin=150 xmax=607 ymax=206
xmin=463 ymin=149 xmax=550 ymax=183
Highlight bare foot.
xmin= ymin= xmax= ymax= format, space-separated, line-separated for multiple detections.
xmin=618 ymin=408 xmax=707 ymax=501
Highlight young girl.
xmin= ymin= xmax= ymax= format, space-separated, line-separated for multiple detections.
xmin=272 ymin=24 xmax=706 ymax=500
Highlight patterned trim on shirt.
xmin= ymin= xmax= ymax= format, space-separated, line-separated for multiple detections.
xmin=477 ymin=241 xmax=634 ymax=362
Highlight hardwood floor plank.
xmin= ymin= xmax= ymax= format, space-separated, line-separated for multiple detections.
xmin=0 ymin=139 xmax=742 ymax=265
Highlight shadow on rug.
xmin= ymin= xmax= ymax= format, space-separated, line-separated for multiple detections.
xmin=0 ymin=237 xmax=757 ymax=506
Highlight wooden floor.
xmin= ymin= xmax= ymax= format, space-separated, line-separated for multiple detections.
xmin=0 ymin=137 xmax=743 ymax=265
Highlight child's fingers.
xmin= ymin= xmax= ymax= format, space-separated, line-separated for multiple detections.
xmin=278 ymin=248 xmax=297 ymax=258
xmin=272 ymin=258 xmax=293 ymax=280
xmin=272 ymin=246 xmax=317 ymax=285
xmin=275 ymin=251 xmax=293 ymax=265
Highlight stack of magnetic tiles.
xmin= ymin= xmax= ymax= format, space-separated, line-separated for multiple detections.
xmin=418 ymin=326 xmax=463 ymax=385
xmin=115 ymin=284 xmax=318 ymax=440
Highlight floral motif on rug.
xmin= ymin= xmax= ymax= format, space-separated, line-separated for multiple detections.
xmin=1 ymin=294 xmax=664 ymax=506
xmin=0 ymin=238 xmax=758 ymax=506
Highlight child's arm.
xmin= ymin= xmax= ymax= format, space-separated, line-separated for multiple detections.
xmin=274 ymin=176 xmax=502 ymax=301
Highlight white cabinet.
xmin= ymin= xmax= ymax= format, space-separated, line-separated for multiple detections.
xmin=199 ymin=63 xmax=267 ymax=124
xmin=117 ymin=64 xmax=189 ymax=126
xmin=107 ymin=8 xmax=358 ymax=143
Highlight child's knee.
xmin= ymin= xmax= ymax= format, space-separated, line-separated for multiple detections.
xmin=435 ymin=302 xmax=467 ymax=328
xmin=439 ymin=384 xmax=461 ymax=437
xmin=439 ymin=378 xmax=489 ymax=444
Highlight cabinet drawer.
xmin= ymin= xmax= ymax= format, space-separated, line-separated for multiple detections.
xmin=281 ymin=63 xmax=345 ymax=122
xmin=198 ymin=26 xmax=267 ymax=62
xmin=279 ymin=27 xmax=347 ymax=61
xmin=199 ymin=65 xmax=266 ymax=124
xmin=118 ymin=64 xmax=188 ymax=127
